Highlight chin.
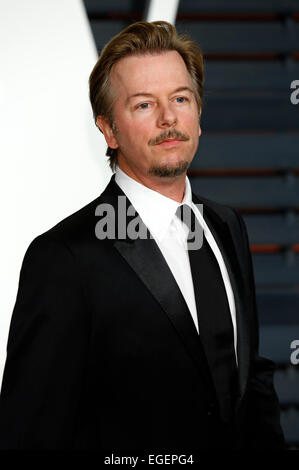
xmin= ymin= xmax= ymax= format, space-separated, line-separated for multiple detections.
xmin=148 ymin=160 xmax=190 ymax=178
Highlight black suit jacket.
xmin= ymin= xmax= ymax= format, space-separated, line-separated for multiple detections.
xmin=0 ymin=174 xmax=285 ymax=450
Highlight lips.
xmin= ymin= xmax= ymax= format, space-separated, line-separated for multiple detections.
xmin=156 ymin=139 xmax=183 ymax=147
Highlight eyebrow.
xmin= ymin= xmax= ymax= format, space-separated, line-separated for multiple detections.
xmin=126 ymin=86 xmax=194 ymax=104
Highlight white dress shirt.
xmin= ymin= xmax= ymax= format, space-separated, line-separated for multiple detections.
xmin=114 ymin=166 xmax=238 ymax=359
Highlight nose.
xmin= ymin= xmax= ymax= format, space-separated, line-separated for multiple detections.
xmin=157 ymin=101 xmax=177 ymax=128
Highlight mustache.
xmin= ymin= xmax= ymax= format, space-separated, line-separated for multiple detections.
xmin=148 ymin=129 xmax=190 ymax=146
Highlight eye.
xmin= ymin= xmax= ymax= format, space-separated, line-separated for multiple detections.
xmin=137 ymin=103 xmax=150 ymax=109
xmin=175 ymin=96 xmax=187 ymax=103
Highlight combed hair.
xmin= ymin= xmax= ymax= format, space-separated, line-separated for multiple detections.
xmin=89 ymin=21 xmax=204 ymax=172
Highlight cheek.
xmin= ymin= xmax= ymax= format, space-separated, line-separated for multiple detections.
xmin=181 ymin=113 xmax=200 ymax=146
xmin=189 ymin=117 xmax=201 ymax=137
xmin=116 ymin=121 xmax=151 ymax=153
xmin=129 ymin=121 xmax=153 ymax=145
xmin=179 ymin=108 xmax=199 ymax=128
xmin=118 ymin=114 xmax=148 ymax=138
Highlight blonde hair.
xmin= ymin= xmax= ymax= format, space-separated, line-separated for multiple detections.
xmin=89 ymin=21 xmax=204 ymax=172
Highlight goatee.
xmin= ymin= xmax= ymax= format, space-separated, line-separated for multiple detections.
xmin=148 ymin=160 xmax=190 ymax=177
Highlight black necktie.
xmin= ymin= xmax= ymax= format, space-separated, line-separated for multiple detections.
xmin=176 ymin=205 xmax=239 ymax=423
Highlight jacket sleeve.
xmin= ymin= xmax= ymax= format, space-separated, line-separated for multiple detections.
xmin=0 ymin=234 xmax=91 ymax=449
xmin=233 ymin=209 xmax=285 ymax=449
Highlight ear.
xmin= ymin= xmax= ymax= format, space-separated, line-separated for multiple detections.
xmin=198 ymin=108 xmax=202 ymax=137
xmin=96 ymin=116 xmax=119 ymax=150
xmin=198 ymin=123 xmax=202 ymax=138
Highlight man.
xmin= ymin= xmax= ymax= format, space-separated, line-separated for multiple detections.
xmin=0 ymin=21 xmax=284 ymax=450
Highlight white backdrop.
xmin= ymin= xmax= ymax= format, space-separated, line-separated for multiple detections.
xmin=0 ymin=0 xmax=112 ymax=386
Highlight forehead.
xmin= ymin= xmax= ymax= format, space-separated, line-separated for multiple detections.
xmin=110 ymin=51 xmax=193 ymax=98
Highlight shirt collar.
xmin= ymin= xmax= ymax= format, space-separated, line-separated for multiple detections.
xmin=114 ymin=166 xmax=193 ymax=242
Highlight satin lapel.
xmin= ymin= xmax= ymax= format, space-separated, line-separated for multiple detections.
xmin=193 ymin=194 xmax=251 ymax=400
xmin=114 ymin=236 xmax=215 ymax=390
xmin=99 ymin=176 xmax=215 ymax=391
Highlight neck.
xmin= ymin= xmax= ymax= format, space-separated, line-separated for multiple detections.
xmin=117 ymin=163 xmax=186 ymax=203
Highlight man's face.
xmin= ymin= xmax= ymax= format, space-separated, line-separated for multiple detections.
xmin=98 ymin=51 xmax=201 ymax=182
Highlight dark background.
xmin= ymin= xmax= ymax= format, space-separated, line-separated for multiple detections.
xmin=83 ymin=0 xmax=299 ymax=449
